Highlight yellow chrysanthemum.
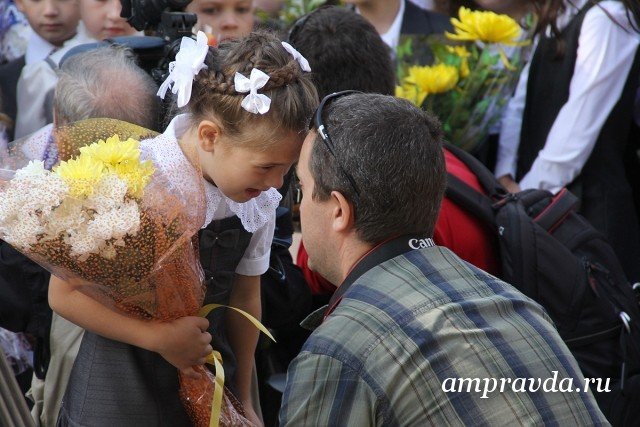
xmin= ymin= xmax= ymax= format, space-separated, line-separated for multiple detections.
xmin=446 ymin=45 xmax=471 ymax=58
xmin=446 ymin=46 xmax=471 ymax=78
xmin=114 ymin=159 xmax=155 ymax=199
xmin=54 ymin=154 xmax=105 ymax=198
xmin=446 ymin=7 xmax=521 ymax=45
xmin=396 ymin=85 xmax=428 ymax=107
xmin=405 ymin=64 xmax=459 ymax=95
xmin=80 ymin=135 xmax=141 ymax=166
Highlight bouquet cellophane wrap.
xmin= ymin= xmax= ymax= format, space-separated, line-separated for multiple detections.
xmin=0 ymin=119 xmax=254 ymax=427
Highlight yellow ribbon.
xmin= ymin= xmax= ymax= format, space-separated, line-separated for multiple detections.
xmin=197 ymin=304 xmax=276 ymax=427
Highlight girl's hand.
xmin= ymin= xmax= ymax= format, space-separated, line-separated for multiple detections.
xmin=149 ymin=316 xmax=213 ymax=379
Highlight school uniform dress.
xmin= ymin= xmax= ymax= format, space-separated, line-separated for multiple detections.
xmin=495 ymin=0 xmax=640 ymax=282
xmin=57 ymin=114 xmax=278 ymax=426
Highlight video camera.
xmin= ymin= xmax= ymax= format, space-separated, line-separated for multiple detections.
xmin=117 ymin=0 xmax=199 ymax=86
xmin=119 ymin=0 xmax=196 ymax=41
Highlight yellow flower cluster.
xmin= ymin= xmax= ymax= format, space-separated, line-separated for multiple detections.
xmin=54 ymin=135 xmax=155 ymax=199
xmin=396 ymin=64 xmax=459 ymax=107
xmin=446 ymin=7 xmax=522 ymax=45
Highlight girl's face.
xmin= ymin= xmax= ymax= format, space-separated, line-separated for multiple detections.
xmin=199 ymin=126 xmax=302 ymax=203
xmin=186 ymin=0 xmax=254 ymax=43
xmin=80 ymin=0 xmax=137 ymax=40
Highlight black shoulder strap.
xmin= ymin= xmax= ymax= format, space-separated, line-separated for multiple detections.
xmin=443 ymin=143 xmax=510 ymax=226
xmin=444 ymin=143 xmax=506 ymax=198
xmin=446 ymin=173 xmax=497 ymax=226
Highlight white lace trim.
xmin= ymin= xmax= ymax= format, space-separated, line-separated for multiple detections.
xmin=203 ymin=183 xmax=281 ymax=233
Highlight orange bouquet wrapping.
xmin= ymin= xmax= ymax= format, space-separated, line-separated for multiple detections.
xmin=0 ymin=119 xmax=257 ymax=426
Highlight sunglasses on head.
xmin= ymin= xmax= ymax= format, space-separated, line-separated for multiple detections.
xmin=310 ymin=90 xmax=362 ymax=197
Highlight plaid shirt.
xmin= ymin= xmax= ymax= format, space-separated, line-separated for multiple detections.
xmin=280 ymin=242 xmax=609 ymax=426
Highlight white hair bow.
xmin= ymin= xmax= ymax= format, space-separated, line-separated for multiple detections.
xmin=281 ymin=42 xmax=311 ymax=72
xmin=235 ymin=68 xmax=271 ymax=115
xmin=157 ymin=31 xmax=209 ymax=108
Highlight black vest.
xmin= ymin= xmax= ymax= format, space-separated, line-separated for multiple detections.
xmin=198 ymin=215 xmax=254 ymax=393
xmin=518 ymin=1 xmax=640 ymax=192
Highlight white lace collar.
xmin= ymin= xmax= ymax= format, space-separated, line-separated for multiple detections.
xmin=164 ymin=114 xmax=281 ymax=232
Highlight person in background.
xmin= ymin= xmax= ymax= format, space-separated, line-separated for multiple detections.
xmin=289 ymin=6 xmax=499 ymax=302
xmin=341 ymin=0 xmax=451 ymax=53
xmin=0 ymin=0 xmax=80 ymax=141
xmin=14 ymin=0 xmax=139 ymax=139
xmin=495 ymin=0 xmax=640 ymax=285
xmin=186 ymin=0 xmax=255 ymax=43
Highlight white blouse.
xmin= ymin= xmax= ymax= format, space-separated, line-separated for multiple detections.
xmin=147 ymin=114 xmax=279 ymax=276
xmin=495 ymin=0 xmax=640 ymax=194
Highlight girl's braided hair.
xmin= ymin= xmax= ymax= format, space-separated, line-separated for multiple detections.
xmin=187 ymin=31 xmax=318 ymax=145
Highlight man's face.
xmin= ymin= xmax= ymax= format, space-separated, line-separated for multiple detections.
xmin=15 ymin=0 xmax=80 ymax=46
xmin=297 ymin=132 xmax=338 ymax=284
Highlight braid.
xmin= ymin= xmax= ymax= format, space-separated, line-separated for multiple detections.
xmin=264 ymin=61 xmax=301 ymax=90
xmin=206 ymin=70 xmax=236 ymax=95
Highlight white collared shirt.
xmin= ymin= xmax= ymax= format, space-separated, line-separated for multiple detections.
xmin=380 ymin=0 xmax=405 ymax=52
xmin=495 ymin=0 xmax=640 ymax=194
xmin=24 ymin=29 xmax=56 ymax=65
xmin=355 ymin=0 xmax=405 ymax=52
xmin=409 ymin=0 xmax=434 ymax=10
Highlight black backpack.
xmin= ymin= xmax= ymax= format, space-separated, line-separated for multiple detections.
xmin=444 ymin=143 xmax=640 ymax=426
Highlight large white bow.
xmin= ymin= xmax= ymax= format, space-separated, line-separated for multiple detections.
xmin=281 ymin=42 xmax=311 ymax=72
xmin=157 ymin=31 xmax=209 ymax=108
xmin=234 ymin=68 xmax=271 ymax=115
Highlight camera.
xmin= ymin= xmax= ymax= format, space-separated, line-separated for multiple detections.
xmin=119 ymin=0 xmax=197 ymax=41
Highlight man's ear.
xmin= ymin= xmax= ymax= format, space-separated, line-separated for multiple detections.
xmin=330 ymin=190 xmax=355 ymax=233
xmin=197 ymin=120 xmax=222 ymax=153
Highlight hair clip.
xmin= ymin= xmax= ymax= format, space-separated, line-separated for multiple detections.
xmin=281 ymin=42 xmax=311 ymax=72
xmin=235 ymin=68 xmax=271 ymax=114
xmin=157 ymin=31 xmax=209 ymax=108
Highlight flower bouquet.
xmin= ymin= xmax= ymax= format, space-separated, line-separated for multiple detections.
xmin=0 ymin=119 xmax=258 ymax=427
xmin=396 ymin=7 xmax=532 ymax=153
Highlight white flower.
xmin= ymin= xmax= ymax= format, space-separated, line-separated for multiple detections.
xmin=67 ymin=224 xmax=104 ymax=258
xmin=43 ymin=198 xmax=86 ymax=240
xmin=14 ymin=160 xmax=48 ymax=180
xmin=87 ymin=201 xmax=141 ymax=243
xmin=4 ymin=213 xmax=44 ymax=249
xmin=87 ymin=174 xmax=128 ymax=213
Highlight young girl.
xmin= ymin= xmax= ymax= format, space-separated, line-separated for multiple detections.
xmin=51 ymin=30 xmax=318 ymax=426
xmin=495 ymin=0 xmax=640 ymax=284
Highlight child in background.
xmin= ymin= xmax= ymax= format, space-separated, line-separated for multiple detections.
xmin=14 ymin=0 xmax=139 ymax=139
xmin=0 ymin=0 xmax=80 ymax=140
xmin=187 ymin=0 xmax=255 ymax=43
xmin=51 ymin=31 xmax=317 ymax=426
xmin=79 ymin=0 xmax=137 ymax=40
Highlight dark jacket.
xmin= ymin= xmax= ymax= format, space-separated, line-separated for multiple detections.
xmin=0 ymin=56 xmax=25 ymax=141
